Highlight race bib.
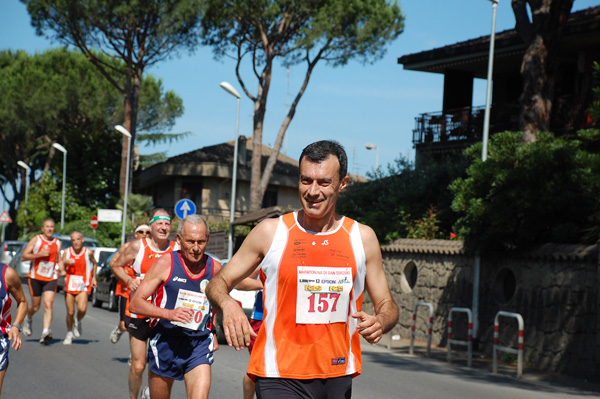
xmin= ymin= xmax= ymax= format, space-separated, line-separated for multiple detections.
xmin=67 ymin=275 xmax=85 ymax=292
xmin=37 ymin=261 xmax=55 ymax=278
xmin=171 ymin=288 xmax=210 ymax=331
xmin=296 ymin=266 xmax=353 ymax=324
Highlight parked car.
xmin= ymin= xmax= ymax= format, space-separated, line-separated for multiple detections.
xmin=0 ymin=240 xmax=26 ymax=265
xmin=8 ymin=244 xmax=30 ymax=281
xmin=92 ymin=250 xmax=119 ymax=311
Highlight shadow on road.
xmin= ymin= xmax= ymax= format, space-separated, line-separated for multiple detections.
xmin=362 ymin=341 xmax=600 ymax=397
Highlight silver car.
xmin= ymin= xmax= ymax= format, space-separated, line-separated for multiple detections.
xmin=0 ymin=240 xmax=26 ymax=265
xmin=8 ymin=244 xmax=30 ymax=280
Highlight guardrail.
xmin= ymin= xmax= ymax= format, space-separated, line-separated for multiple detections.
xmin=493 ymin=311 xmax=524 ymax=378
xmin=409 ymin=301 xmax=434 ymax=357
xmin=447 ymin=307 xmax=473 ymax=367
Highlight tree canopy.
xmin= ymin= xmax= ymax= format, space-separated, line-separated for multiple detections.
xmin=450 ymin=130 xmax=600 ymax=255
xmin=0 ymin=48 xmax=183 ymax=238
xmin=23 ymin=0 xmax=203 ymax=197
xmin=201 ymin=0 xmax=405 ymax=210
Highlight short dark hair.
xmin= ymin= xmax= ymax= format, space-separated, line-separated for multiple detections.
xmin=299 ymin=140 xmax=348 ymax=181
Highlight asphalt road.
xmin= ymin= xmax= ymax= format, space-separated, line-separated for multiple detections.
xmin=4 ymin=290 xmax=600 ymax=398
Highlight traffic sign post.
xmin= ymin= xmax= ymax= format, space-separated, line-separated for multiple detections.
xmin=0 ymin=211 xmax=12 ymax=224
xmin=90 ymin=215 xmax=99 ymax=230
xmin=174 ymin=199 xmax=197 ymax=220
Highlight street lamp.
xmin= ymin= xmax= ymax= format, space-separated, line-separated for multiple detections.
xmin=474 ymin=0 xmax=500 ymax=351
xmin=52 ymin=143 xmax=67 ymax=230
xmin=115 ymin=125 xmax=132 ymax=246
xmin=481 ymin=0 xmax=499 ymax=162
xmin=365 ymin=143 xmax=379 ymax=178
xmin=17 ymin=160 xmax=31 ymax=237
xmin=220 ymin=81 xmax=241 ymax=260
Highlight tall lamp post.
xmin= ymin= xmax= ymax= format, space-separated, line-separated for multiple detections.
xmin=52 ymin=143 xmax=67 ymax=230
xmin=220 ymin=81 xmax=241 ymax=260
xmin=115 ymin=125 xmax=132 ymax=246
xmin=481 ymin=0 xmax=499 ymax=162
xmin=473 ymin=0 xmax=500 ymax=350
xmin=17 ymin=161 xmax=31 ymax=237
xmin=365 ymin=143 xmax=379 ymax=178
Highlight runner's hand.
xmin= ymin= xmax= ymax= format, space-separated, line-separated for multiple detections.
xmin=222 ymin=299 xmax=257 ymax=351
xmin=352 ymin=311 xmax=383 ymax=344
xmin=170 ymin=307 xmax=194 ymax=323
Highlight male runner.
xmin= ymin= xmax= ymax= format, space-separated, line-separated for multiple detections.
xmin=130 ymin=214 xmax=221 ymax=399
xmin=21 ymin=218 xmax=63 ymax=344
xmin=111 ymin=209 xmax=178 ymax=399
xmin=109 ymin=223 xmax=150 ymax=344
xmin=60 ymin=230 xmax=97 ymax=345
xmin=207 ymin=140 xmax=399 ymax=399
xmin=0 ymin=263 xmax=28 ymax=396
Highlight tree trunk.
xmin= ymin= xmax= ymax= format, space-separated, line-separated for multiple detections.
xmin=513 ymin=0 xmax=574 ymax=142
xmin=249 ymin=59 xmax=273 ymax=211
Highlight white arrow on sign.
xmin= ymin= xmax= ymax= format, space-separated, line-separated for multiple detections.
xmin=180 ymin=201 xmax=192 ymax=219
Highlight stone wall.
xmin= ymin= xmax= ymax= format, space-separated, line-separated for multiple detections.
xmin=367 ymin=238 xmax=600 ymax=381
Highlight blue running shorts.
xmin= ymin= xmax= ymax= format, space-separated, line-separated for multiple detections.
xmin=148 ymin=332 xmax=214 ymax=380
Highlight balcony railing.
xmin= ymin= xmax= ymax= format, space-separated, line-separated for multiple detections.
xmin=412 ymin=104 xmax=520 ymax=146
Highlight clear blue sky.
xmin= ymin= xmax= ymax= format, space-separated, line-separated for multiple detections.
xmin=0 ymin=0 xmax=596 ymax=178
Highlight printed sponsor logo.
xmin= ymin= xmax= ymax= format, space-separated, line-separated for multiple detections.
xmin=173 ymin=276 xmax=187 ymax=283
xmin=200 ymin=280 xmax=209 ymax=293
xmin=304 ymin=285 xmax=322 ymax=292
xmin=331 ymin=357 xmax=346 ymax=365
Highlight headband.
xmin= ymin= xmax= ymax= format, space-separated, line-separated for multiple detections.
xmin=135 ymin=224 xmax=150 ymax=233
xmin=149 ymin=215 xmax=171 ymax=225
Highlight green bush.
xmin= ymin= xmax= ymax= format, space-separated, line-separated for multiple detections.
xmin=450 ymin=130 xmax=600 ymax=255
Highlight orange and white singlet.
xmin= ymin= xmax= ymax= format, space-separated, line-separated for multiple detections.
xmin=64 ymin=247 xmax=94 ymax=295
xmin=28 ymin=235 xmax=62 ymax=282
xmin=247 ymin=212 xmax=367 ymax=380
xmin=126 ymin=237 xmax=179 ymax=318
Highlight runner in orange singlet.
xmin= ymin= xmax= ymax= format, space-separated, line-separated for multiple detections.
xmin=110 ymin=209 xmax=178 ymax=399
xmin=109 ymin=224 xmax=150 ymax=344
xmin=21 ymin=218 xmax=63 ymax=344
xmin=60 ymin=230 xmax=97 ymax=345
xmin=207 ymin=140 xmax=399 ymax=399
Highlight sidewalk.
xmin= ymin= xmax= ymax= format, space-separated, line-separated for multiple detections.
xmin=363 ymin=336 xmax=600 ymax=396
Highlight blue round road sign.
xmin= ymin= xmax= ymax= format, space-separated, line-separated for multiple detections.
xmin=174 ymin=199 xmax=197 ymax=219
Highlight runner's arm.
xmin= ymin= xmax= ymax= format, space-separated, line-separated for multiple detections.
xmin=20 ymin=237 xmax=44 ymax=261
xmin=352 ymin=224 xmax=399 ymax=344
xmin=129 ymin=254 xmax=192 ymax=323
xmin=6 ymin=267 xmax=27 ymax=350
xmin=89 ymin=250 xmax=98 ymax=288
xmin=110 ymin=241 xmax=140 ymax=290
xmin=206 ymin=219 xmax=275 ymax=350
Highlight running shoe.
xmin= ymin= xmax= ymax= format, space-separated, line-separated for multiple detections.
xmin=39 ymin=331 xmax=52 ymax=345
xmin=128 ymin=354 xmax=132 ymax=366
xmin=141 ymin=385 xmax=150 ymax=399
xmin=23 ymin=318 xmax=32 ymax=336
xmin=63 ymin=333 xmax=73 ymax=345
xmin=109 ymin=325 xmax=123 ymax=343
xmin=74 ymin=320 xmax=82 ymax=338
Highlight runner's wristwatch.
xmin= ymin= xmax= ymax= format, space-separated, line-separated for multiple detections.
xmin=12 ymin=324 xmax=22 ymax=332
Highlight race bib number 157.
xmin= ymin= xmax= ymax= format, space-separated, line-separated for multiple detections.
xmin=296 ymin=266 xmax=352 ymax=324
